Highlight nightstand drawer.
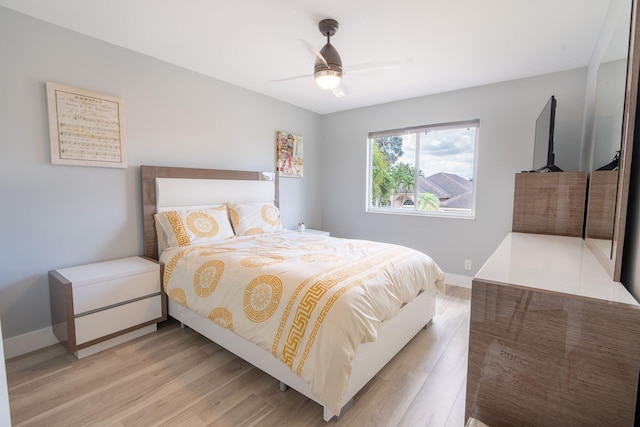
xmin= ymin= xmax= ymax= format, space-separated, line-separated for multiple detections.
xmin=75 ymin=295 xmax=162 ymax=345
xmin=73 ymin=270 xmax=160 ymax=314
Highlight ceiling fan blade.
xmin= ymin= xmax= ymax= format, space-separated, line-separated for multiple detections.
xmin=344 ymin=60 xmax=400 ymax=74
xmin=298 ymin=38 xmax=328 ymax=66
xmin=270 ymin=73 xmax=313 ymax=83
xmin=332 ymin=82 xmax=349 ymax=98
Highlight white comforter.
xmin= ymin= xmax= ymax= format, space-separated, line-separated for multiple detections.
xmin=160 ymin=230 xmax=445 ymax=414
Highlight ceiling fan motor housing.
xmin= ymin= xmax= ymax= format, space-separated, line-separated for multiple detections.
xmin=315 ymin=43 xmax=342 ymax=72
xmin=315 ymin=18 xmax=342 ymax=74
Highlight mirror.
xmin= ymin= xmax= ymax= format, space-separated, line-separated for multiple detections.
xmin=585 ymin=0 xmax=639 ymax=280
xmin=585 ymin=1 xmax=631 ymax=258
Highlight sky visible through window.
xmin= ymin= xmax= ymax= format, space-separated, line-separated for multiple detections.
xmin=399 ymin=128 xmax=475 ymax=180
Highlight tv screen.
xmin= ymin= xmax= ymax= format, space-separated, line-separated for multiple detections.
xmin=532 ymin=96 xmax=561 ymax=172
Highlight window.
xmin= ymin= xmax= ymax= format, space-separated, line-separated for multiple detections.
xmin=367 ymin=120 xmax=478 ymax=218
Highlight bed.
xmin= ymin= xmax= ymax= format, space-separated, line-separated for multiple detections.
xmin=140 ymin=165 xmax=445 ymax=421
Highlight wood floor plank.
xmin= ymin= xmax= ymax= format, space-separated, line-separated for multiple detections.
xmin=15 ymin=344 xmax=213 ymax=426
xmin=377 ymin=308 xmax=466 ymax=381
xmin=9 ymin=328 xmax=206 ymax=424
xmin=159 ymin=367 xmax=275 ymax=426
xmin=4 ymin=343 xmax=69 ymax=378
xmin=119 ymin=358 xmax=254 ymax=426
xmin=444 ymin=378 xmax=468 ymax=427
xmin=209 ymin=393 xmax=274 ymax=426
xmin=97 ymin=345 xmax=238 ymax=425
xmin=252 ymin=387 xmax=325 ymax=427
xmin=337 ymin=363 xmax=428 ymax=427
xmin=397 ymin=342 xmax=469 ymax=426
xmin=6 ymin=286 xmax=471 ymax=426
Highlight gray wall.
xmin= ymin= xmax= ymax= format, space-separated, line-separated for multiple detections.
xmin=0 ymin=7 xmax=322 ymax=338
xmin=319 ymin=69 xmax=587 ymax=276
xmin=0 ymin=6 xmax=591 ymax=343
xmin=592 ymin=59 xmax=627 ymax=169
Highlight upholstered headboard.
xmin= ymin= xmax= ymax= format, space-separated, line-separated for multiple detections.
xmin=140 ymin=165 xmax=279 ymax=260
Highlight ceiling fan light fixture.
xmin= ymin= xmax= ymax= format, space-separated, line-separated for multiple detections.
xmin=313 ymin=19 xmax=343 ymax=91
xmin=315 ymin=69 xmax=342 ymax=90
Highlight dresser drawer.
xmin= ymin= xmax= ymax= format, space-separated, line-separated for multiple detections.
xmin=73 ymin=270 xmax=160 ymax=314
xmin=75 ymin=295 xmax=162 ymax=345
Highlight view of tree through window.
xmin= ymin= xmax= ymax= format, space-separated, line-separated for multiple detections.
xmin=368 ymin=120 xmax=478 ymax=217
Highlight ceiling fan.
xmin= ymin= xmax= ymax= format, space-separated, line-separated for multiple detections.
xmin=311 ymin=19 xmax=343 ymax=92
xmin=272 ymin=19 xmax=399 ymax=97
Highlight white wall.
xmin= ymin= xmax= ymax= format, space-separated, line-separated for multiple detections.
xmin=0 ymin=7 xmax=322 ymax=340
xmin=319 ymin=69 xmax=587 ymax=276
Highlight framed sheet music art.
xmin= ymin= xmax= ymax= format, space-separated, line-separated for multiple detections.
xmin=46 ymin=82 xmax=127 ymax=168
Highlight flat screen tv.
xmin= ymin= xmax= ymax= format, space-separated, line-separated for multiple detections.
xmin=532 ymin=95 xmax=562 ymax=172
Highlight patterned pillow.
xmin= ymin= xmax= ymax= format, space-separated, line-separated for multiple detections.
xmin=154 ymin=205 xmax=235 ymax=248
xmin=228 ymin=202 xmax=283 ymax=236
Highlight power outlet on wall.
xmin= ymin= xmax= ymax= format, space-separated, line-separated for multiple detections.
xmin=464 ymin=259 xmax=472 ymax=271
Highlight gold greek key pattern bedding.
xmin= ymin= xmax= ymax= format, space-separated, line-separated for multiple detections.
xmin=160 ymin=230 xmax=445 ymax=414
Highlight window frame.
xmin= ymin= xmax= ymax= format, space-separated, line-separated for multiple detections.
xmin=366 ymin=119 xmax=479 ymax=219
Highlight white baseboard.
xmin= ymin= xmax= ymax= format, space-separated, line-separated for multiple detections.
xmin=443 ymin=272 xmax=472 ymax=288
xmin=3 ymin=326 xmax=59 ymax=360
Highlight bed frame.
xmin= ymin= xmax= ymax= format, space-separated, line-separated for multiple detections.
xmin=140 ymin=165 xmax=436 ymax=421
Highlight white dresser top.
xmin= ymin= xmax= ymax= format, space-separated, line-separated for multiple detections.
xmin=56 ymin=256 xmax=158 ymax=288
xmin=475 ymin=232 xmax=638 ymax=306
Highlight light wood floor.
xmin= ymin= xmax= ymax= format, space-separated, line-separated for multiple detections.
xmin=6 ymin=285 xmax=471 ymax=427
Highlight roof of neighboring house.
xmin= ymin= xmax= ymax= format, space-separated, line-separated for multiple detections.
xmin=440 ymin=191 xmax=473 ymax=208
xmin=417 ymin=178 xmax=451 ymax=199
xmin=418 ymin=173 xmax=472 ymax=199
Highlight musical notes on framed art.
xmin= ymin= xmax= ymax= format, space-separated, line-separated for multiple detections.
xmin=46 ymin=82 xmax=127 ymax=168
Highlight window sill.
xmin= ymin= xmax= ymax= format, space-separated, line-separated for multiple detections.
xmin=366 ymin=208 xmax=475 ymax=220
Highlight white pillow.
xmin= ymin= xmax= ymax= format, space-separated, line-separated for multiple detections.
xmin=154 ymin=205 xmax=234 ymax=248
xmin=228 ymin=202 xmax=283 ymax=236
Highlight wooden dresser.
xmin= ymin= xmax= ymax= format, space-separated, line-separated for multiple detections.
xmin=465 ymin=232 xmax=640 ymax=426
xmin=512 ymin=171 xmax=587 ymax=237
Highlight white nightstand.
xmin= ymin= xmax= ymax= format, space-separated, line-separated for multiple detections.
xmin=300 ymin=229 xmax=330 ymax=236
xmin=49 ymin=256 xmax=165 ymax=359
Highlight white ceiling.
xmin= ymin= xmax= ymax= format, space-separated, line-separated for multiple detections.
xmin=0 ymin=0 xmax=614 ymax=115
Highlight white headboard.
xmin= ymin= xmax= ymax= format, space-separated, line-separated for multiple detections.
xmin=141 ymin=165 xmax=278 ymax=260
xmin=156 ymin=177 xmax=276 ymax=211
